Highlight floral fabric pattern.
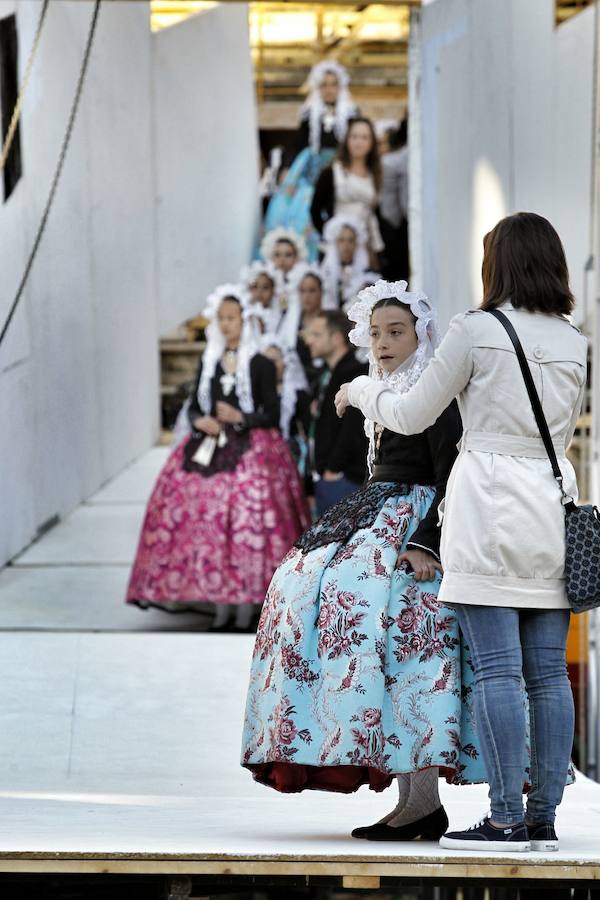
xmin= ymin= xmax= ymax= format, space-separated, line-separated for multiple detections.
xmin=127 ymin=429 xmax=310 ymax=608
xmin=242 ymin=485 xmax=516 ymax=792
xmin=262 ymin=147 xmax=335 ymax=261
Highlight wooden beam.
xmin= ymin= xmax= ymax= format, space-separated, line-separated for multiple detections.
xmin=0 ymin=856 xmax=600 ymax=881
xmin=342 ymin=876 xmax=381 ymax=890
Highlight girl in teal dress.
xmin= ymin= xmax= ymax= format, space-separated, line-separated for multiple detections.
xmin=262 ymin=61 xmax=358 ymax=261
xmin=241 ymin=281 xmax=495 ymax=841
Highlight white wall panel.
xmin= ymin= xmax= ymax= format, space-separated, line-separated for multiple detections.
xmin=152 ymin=3 xmax=259 ymax=334
xmin=412 ymin=0 xmax=594 ymax=330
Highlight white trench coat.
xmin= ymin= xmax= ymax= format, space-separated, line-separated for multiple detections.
xmin=347 ymin=302 xmax=588 ymax=609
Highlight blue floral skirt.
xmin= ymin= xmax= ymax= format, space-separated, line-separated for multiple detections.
xmin=241 ymin=483 xmax=501 ymax=793
xmin=261 ymin=148 xmax=335 ymax=262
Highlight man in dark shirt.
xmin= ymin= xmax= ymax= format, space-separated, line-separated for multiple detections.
xmin=305 ymin=311 xmax=368 ymax=515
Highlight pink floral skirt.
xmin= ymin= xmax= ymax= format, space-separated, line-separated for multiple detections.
xmin=126 ymin=429 xmax=310 ymax=610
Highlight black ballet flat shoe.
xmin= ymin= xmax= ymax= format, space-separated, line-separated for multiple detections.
xmin=351 ymin=806 xmax=449 ymax=842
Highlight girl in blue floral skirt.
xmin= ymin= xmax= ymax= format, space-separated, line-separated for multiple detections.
xmin=242 ymin=281 xmax=526 ymax=841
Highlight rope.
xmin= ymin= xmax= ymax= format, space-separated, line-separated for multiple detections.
xmin=0 ymin=0 xmax=102 ymax=352
xmin=0 ymin=0 xmax=50 ymax=173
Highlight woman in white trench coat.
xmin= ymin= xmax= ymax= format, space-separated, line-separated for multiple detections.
xmin=335 ymin=213 xmax=588 ymax=853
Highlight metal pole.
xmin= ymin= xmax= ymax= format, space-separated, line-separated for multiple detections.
xmin=592 ymin=0 xmax=600 ymax=506
xmin=587 ymin=0 xmax=600 ymax=783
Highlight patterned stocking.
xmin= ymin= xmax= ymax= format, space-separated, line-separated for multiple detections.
xmin=375 ymin=773 xmax=411 ymax=824
xmin=386 ymin=768 xmax=441 ymax=827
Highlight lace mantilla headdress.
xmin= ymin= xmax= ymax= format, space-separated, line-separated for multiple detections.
xmin=345 ymin=270 xmax=381 ymax=311
xmin=240 ymin=260 xmax=285 ymax=334
xmin=292 ymin=262 xmax=335 ymax=312
xmin=259 ymin=333 xmax=308 ymax=439
xmin=346 ymin=279 xmax=441 ymax=473
xmin=275 ymin=261 xmax=311 ymax=349
xmin=259 ymin=227 xmax=308 ymax=266
xmin=301 ymin=61 xmax=357 ymax=155
xmin=321 ymin=215 xmax=370 ymax=310
xmin=197 ymin=283 xmax=257 ymax=417
xmin=240 ymin=260 xmax=284 ymax=297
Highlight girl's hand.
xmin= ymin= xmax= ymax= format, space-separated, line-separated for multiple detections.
xmin=216 ymin=401 xmax=243 ymax=425
xmin=335 ymin=384 xmax=350 ymax=417
xmin=396 ymin=549 xmax=443 ymax=582
xmin=193 ymin=416 xmax=221 ymax=437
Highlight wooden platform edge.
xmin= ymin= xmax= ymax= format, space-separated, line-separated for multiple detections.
xmin=0 ymin=857 xmax=598 ymax=880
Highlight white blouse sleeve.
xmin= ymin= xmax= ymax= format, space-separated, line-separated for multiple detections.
xmin=347 ymin=313 xmax=474 ymax=435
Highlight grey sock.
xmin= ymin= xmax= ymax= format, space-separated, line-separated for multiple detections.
xmin=234 ymin=604 xmax=257 ymax=629
xmin=375 ymin=774 xmax=411 ymax=824
xmin=387 ymin=768 xmax=441 ymax=827
xmin=235 ymin=603 xmax=262 ymax=628
xmin=212 ymin=605 xmax=232 ymax=629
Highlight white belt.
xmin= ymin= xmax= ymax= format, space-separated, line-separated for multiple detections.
xmin=459 ymin=430 xmax=567 ymax=459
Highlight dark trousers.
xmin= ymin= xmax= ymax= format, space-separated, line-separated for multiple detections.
xmin=314 ymin=476 xmax=361 ymax=517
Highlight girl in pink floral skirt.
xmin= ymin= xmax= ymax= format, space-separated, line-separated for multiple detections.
xmin=126 ymin=284 xmax=310 ymax=631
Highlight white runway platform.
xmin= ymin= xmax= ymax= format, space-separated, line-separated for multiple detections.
xmin=1 ymin=448 xmax=599 ymax=884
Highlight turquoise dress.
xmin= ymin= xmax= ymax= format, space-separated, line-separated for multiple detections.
xmin=241 ymin=405 xmax=500 ymax=793
xmin=262 ymin=147 xmax=335 ymax=262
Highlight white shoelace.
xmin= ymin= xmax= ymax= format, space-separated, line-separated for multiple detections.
xmin=465 ymin=814 xmax=490 ymax=832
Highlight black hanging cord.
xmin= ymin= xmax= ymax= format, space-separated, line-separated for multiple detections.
xmin=0 ymin=0 xmax=50 ymax=172
xmin=0 ymin=0 xmax=102 ymax=352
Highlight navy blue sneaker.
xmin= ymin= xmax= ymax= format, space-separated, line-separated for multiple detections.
xmin=527 ymin=822 xmax=559 ymax=852
xmin=439 ymin=815 xmax=530 ymax=852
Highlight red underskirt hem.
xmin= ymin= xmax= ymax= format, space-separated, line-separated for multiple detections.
xmin=244 ymin=761 xmax=457 ymax=794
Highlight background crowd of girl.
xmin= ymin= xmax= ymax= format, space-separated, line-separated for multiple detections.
xmin=126 ymin=60 xmax=409 ymax=630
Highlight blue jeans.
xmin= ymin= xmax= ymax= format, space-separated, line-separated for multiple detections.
xmin=454 ymin=604 xmax=573 ymax=825
xmin=314 ymin=476 xmax=361 ymax=517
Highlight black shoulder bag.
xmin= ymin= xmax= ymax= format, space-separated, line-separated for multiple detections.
xmin=489 ymin=309 xmax=600 ymax=613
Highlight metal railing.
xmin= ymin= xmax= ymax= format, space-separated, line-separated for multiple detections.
xmin=588 ymin=608 xmax=600 ymax=780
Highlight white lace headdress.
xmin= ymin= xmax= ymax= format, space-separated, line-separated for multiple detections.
xmin=197 ymin=283 xmax=258 ymax=416
xmin=290 ymin=262 xmax=335 ymax=314
xmin=240 ymin=260 xmax=284 ymax=333
xmin=259 ymin=227 xmax=308 ymax=267
xmin=346 ymin=279 xmax=441 ymax=473
xmin=259 ymin=333 xmax=309 ymax=439
xmin=240 ymin=260 xmax=284 ymax=298
xmin=321 ymin=214 xmax=370 ymax=310
xmin=275 ymin=262 xmax=309 ymax=349
xmin=345 ymin=270 xmax=382 ymax=312
xmin=301 ymin=61 xmax=358 ymax=155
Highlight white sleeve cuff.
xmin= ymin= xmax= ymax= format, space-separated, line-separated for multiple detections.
xmin=347 ymin=375 xmax=375 ymax=407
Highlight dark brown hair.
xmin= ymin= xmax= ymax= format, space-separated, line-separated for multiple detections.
xmin=371 ymin=296 xmax=416 ymax=324
xmin=337 ymin=117 xmax=382 ymax=192
xmin=275 ymin=238 xmax=298 ymax=255
xmin=481 ymin=212 xmax=575 ymax=315
xmin=317 ymin=310 xmax=351 ymax=345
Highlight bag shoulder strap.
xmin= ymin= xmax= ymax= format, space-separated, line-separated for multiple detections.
xmin=487 ymin=309 xmax=573 ymax=508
